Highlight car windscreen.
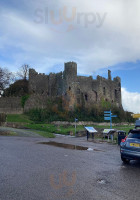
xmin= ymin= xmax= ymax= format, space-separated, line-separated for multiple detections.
xmin=128 ymin=133 xmax=140 ymax=139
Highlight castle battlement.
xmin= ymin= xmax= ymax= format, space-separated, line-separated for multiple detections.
xmin=28 ymin=62 xmax=122 ymax=110
xmin=0 ymin=61 xmax=122 ymax=113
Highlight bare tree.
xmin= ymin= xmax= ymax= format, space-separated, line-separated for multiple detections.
xmin=17 ymin=64 xmax=30 ymax=80
xmin=0 ymin=67 xmax=12 ymax=94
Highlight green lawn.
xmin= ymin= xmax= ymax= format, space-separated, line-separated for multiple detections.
xmin=25 ymin=123 xmax=134 ymax=136
xmin=25 ymin=123 xmax=84 ymax=135
xmin=34 ymin=131 xmax=55 ymax=138
xmin=7 ymin=114 xmax=32 ymax=123
xmin=6 ymin=114 xmax=135 ymax=137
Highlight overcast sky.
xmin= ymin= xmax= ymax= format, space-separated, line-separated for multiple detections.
xmin=0 ymin=0 xmax=140 ymax=113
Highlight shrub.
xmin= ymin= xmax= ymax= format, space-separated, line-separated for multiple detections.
xmin=26 ymin=101 xmax=134 ymax=123
xmin=3 ymin=79 xmax=29 ymax=97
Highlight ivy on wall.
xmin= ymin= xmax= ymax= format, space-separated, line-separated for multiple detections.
xmin=21 ymin=95 xmax=30 ymax=108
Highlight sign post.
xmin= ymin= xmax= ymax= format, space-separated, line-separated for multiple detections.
xmin=104 ymin=110 xmax=117 ymax=129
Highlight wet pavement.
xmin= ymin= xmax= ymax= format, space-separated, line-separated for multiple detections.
xmin=0 ymin=134 xmax=140 ymax=200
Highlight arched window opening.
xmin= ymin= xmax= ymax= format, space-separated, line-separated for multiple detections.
xmin=85 ymin=94 xmax=88 ymax=101
xmin=103 ymin=87 xmax=106 ymax=95
xmin=115 ymin=89 xmax=117 ymax=98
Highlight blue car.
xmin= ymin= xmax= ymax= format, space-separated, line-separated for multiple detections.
xmin=120 ymin=129 xmax=140 ymax=163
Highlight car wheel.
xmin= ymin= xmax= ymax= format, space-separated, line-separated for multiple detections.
xmin=121 ymin=156 xmax=130 ymax=164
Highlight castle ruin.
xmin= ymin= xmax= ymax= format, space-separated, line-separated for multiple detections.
xmin=0 ymin=61 xmax=122 ymax=114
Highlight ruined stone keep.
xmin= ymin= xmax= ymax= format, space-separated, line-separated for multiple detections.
xmin=28 ymin=62 xmax=122 ymax=109
xmin=0 ymin=61 xmax=122 ymax=114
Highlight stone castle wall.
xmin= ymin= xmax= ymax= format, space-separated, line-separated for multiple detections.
xmin=27 ymin=61 xmax=122 ymax=111
xmin=29 ymin=69 xmax=64 ymax=96
xmin=28 ymin=62 xmax=122 ymax=111
xmin=0 ymin=97 xmax=23 ymax=114
xmin=0 ymin=61 xmax=122 ymax=114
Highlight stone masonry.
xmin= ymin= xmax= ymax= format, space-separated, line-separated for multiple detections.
xmin=0 ymin=61 xmax=122 ymax=114
xmin=26 ymin=61 xmax=122 ymax=111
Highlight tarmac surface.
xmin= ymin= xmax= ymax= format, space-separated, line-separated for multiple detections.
xmin=0 ymin=129 xmax=140 ymax=200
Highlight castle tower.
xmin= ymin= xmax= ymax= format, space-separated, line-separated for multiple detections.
xmin=108 ymin=70 xmax=112 ymax=80
xmin=63 ymin=61 xmax=77 ymax=91
xmin=62 ymin=62 xmax=78 ymax=110
xmin=63 ymin=62 xmax=77 ymax=83
xmin=113 ymin=76 xmax=122 ymax=107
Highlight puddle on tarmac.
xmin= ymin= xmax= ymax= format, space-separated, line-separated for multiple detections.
xmin=38 ymin=141 xmax=88 ymax=150
xmin=38 ymin=141 xmax=105 ymax=152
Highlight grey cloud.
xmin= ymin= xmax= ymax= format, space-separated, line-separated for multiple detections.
xmin=0 ymin=0 xmax=140 ymax=75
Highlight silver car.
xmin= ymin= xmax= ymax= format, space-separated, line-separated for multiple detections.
xmin=120 ymin=129 xmax=140 ymax=163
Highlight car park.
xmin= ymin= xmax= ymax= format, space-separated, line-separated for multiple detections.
xmin=120 ymin=129 xmax=140 ymax=163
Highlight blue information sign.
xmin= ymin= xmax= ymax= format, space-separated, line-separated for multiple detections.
xmin=104 ymin=111 xmax=111 ymax=114
xmin=104 ymin=117 xmax=111 ymax=121
xmin=104 ymin=110 xmax=117 ymax=129
xmin=104 ymin=114 xmax=111 ymax=117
